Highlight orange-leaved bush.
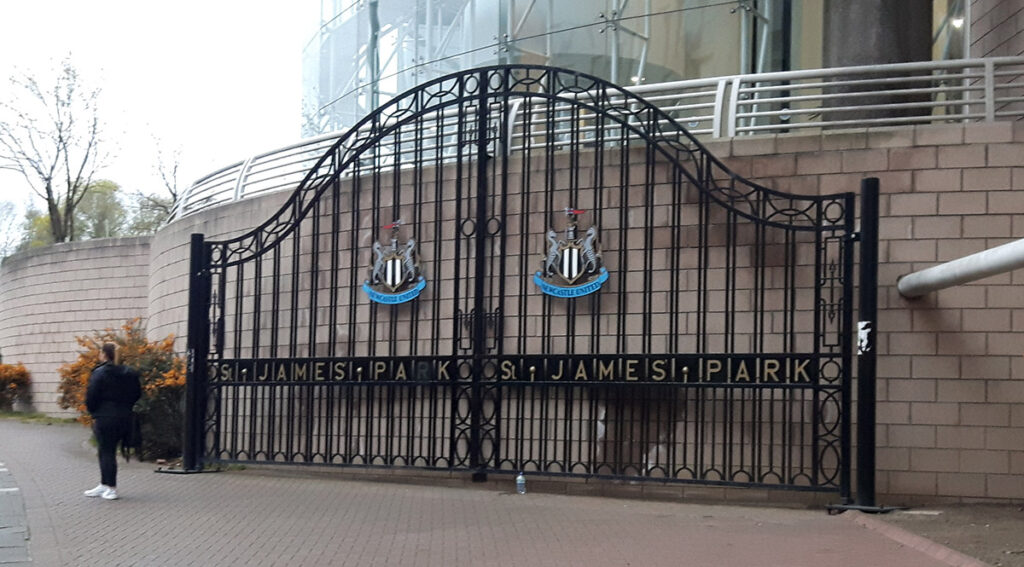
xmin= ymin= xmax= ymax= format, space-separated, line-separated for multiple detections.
xmin=0 ymin=362 xmax=32 ymax=411
xmin=58 ymin=318 xmax=186 ymax=460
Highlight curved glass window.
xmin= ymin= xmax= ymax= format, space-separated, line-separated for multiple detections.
xmin=301 ymin=0 xmax=964 ymax=136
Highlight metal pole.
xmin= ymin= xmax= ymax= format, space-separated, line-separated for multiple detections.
xmin=183 ymin=233 xmax=211 ymax=472
xmin=856 ymin=178 xmax=879 ymax=508
xmin=610 ymin=0 xmax=619 ymax=84
xmin=470 ymin=70 xmax=491 ymax=482
xmin=368 ymin=0 xmax=381 ymax=110
xmin=898 ymin=237 xmax=1024 ymax=298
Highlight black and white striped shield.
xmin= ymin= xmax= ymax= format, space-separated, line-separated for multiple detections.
xmin=384 ymin=256 xmax=404 ymax=291
xmin=559 ymin=244 xmax=584 ymax=284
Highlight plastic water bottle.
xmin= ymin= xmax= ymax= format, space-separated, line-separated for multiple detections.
xmin=515 ymin=472 xmax=526 ymax=494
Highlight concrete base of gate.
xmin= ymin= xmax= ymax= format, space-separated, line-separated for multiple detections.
xmin=229 ymin=463 xmax=839 ymax=508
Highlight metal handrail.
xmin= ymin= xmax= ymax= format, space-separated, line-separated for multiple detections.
xmin=170 ymin=56 xmax=1024 ymax=222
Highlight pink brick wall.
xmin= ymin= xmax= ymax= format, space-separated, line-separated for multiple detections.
xmin=0 ymin=237 xmax=151 ymax=415
xmin=718 ymin=122 xmax=1024 ymax=502
xmin=3 ymin=121 xmax=1022 ymax=502
xmin=970 ymin=0 xmax=1024 ymax=57
xmin=144 ymin=121 xmax=1024 ymax=502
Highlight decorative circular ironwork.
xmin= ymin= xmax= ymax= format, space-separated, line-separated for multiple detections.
xmin=672 ymin=466 xmax=696 ymax=480
xmin=729 ymin=470 xmax=753 ymax=483
xmin=191 ymin=63 xmax=859 ymax=497
xmin=463 ymin=74 xmax=481 ymax=95
xmin=702 ymin=467 xmax=724 ymax=481
xmin=819 ymin=359 xmax=842 ymax=383
xmin=485 ymin=217 xmax=502 ymax=236
xmin=646 ymin=465 xmax=668 ymax=479
xmin=819 ymin=391 xmax=843 ymax=435
xmin=207 ymin=64 xmax=853 ymax=267
xmin=789 ymin=473 xmax=814 ymax=486
xmin=452 ymin=431 xmax=472 ymax=466
xmin=453 ymin=388 xmax=472 ymax=424
xmin=818 ymin=440 xmax=841 ymax=485
xmin=480 ymin=400 xmax=497 ymax=426
xmin=823 ymin=200 xmax=846 ymax=224
xmin=479 ymin=430 xmax=497 ymax=462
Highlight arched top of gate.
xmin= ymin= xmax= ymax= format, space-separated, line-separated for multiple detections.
xmin=211 ymin=65 xmax=853 ymax=265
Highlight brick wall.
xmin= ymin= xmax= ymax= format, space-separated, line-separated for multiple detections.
xmin=4 ymin=121 xmax=1022 ymax=502
xmin=713 ymin=122 xmax=1024 ymax=502
xmin=147 ymin=192 xmax=290 ymax=351
xmin=970 ymin=1 xmax=1024 ymax=123
xmin=970 ymin=0 xmax=1024 ymax=57
xmin=147 ymin=122 xmax=1024 ymax=501
xmin=0 ymin=237 xmax=151 ymax=415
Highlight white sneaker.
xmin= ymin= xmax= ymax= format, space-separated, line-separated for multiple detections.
xmin=84 ymin=484 xmax=109 ymax=497
xmin=101 ymin=487 xmax=119 ymax=500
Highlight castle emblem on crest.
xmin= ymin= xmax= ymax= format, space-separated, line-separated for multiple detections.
xmin=362 ymin=220 xmax=426 ymax=304
xmin=533 ymin=208 xmax=609 ymax=298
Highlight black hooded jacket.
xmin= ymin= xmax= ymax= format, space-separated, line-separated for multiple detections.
xmin=85 ymin=362 xmax=142 ymax=419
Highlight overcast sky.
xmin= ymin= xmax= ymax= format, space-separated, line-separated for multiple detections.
xmin=0 ymin=0 xmax=320 ymax=212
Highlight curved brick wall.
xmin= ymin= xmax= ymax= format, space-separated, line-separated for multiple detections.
xmin=3 ymin=121 xmax=1023 ymax=502
xmin=710 ymin=122 xmax=1024 ymax=502
xmin=147 ymin=191 xmax=290 ymax=350
xmin=0 ymin=237 xmax=151 ymax=415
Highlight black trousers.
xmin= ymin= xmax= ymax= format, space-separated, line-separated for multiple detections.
xmin=93 ymin=417 xmax=127 ymax=487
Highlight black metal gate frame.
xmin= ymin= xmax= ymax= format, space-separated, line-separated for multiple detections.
xmin=183 ymin=65 xmax=879 ymax=504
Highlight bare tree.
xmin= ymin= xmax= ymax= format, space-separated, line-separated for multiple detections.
xmin=140 ymin=142 xmax=181 ymax=220
xmin=0 ymin=201 xmax=18 ymax=257
xmin=123 ymin=141 xmax=182 ymax=237
xmin=0 ymin=60 xmax=107 ymax=243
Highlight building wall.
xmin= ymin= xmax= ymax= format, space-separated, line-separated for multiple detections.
xmin=147 ymin=192 xmax=290 ymax=352
xmin=709 ymin=122 xmax=1024 ymax=502
xmin=0 ymin=237 xmax=151 ymax=415
xmin=970 ymin=0 xmax=1024 ymax=57
xmin=2 ymin=122 xmax=1023 ymax=502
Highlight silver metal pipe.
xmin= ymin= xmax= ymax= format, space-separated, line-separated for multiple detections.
xmin=897 ymin=238 xmax=1024 ymax=298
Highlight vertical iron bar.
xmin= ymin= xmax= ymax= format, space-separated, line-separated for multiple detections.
xmin=470 ymin=70 xmax=491 ymax=480
xmin=855 ymin=178 xmax=879 ymax=506
xmin=184 ymin=233 xmax=211 ymax=471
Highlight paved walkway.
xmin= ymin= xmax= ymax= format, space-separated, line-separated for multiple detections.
xmin=0 ymin=420 xmax=985 ymax=567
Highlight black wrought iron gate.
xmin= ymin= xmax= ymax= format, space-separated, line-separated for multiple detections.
xmin=184 ymin=65 xmax=877 ymax=500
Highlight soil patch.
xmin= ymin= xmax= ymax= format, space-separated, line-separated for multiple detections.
xmin=883 ymin=504 xmax=1024 ymax=567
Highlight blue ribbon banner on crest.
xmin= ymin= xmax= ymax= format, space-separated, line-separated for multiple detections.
xmin=533 ymin=268 xmax=609 ymax=298
xmin=363 ymin=277 xmax=427 ymax=304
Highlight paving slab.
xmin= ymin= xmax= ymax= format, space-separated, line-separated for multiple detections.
xmin=0 ymin=419 xmax=979 ymax=567
xmin=0 ymin=462 xmax=29 ymax=566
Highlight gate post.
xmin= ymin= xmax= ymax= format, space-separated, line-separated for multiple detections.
xmin=183 ymin=233 xmax=212 ymax=472
xmin=856 ymin=178 xmax=880 ymax=507
xmin=469 ymin=70 xmax=491 ymax=482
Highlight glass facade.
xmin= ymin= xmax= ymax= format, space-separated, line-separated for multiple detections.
xmin=301 ymin=0 xmax=968 ymax=137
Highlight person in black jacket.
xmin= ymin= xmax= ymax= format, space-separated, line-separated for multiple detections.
xmin=83 ymin=343 xmax=142 ymax=500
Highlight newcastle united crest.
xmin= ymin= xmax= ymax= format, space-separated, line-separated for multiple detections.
xmin=362 ymin=220 xmax=426 ymax=304
xmin=534 ymin=208 xmax=609 ymax=298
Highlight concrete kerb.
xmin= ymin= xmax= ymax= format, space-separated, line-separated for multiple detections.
xmin=850 ymin=512 xmax=993 ymax=567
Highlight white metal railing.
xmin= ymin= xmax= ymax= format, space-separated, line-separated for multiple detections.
xmin=170 ymin=56 xmax=1024 ymax=221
